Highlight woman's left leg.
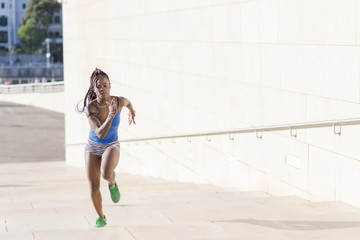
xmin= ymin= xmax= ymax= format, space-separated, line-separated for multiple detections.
xmin=101 ymin=147 xmax=120 ymax=186
xmin=101 ymin=147 xmax=121 ymax=203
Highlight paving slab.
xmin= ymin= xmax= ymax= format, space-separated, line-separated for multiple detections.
xmin=214 ymin=221 xmax=292 ymax=240
xmin=126 ymin=222 xmax=232 ymax=240
xmin=0 ymin=208 xmax=58 ymax=220
xmin=33 ymin=227 xmax=135 ymax=240
xmin=6 ymin=216 xmax=90 ymax=233
xmin=92 ymin=210 xmax=173 ymax=226
xmin=0 ymin=231 xmax=34 ymax=240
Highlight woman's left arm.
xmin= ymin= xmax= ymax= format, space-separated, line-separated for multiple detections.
xmin=119 ymin=97 xmax=136 ymax=125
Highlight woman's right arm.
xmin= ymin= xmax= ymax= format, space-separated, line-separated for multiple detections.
xmin=85 ymin=106 xmax=113 ymax=139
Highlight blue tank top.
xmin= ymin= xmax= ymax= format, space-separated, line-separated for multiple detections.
xmin=88 ymin=98 xmax=121 ymax=144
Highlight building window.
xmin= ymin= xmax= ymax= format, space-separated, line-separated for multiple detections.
xmin=22 ymin=3 xmax=26 ymax=9
xmin=0 ymin=31 xmax=8 ymax=43
xmin=1 ymin=3 xmax=5 ymax=8
xmin=48 ymin=32 xmax=53 ymax=37
xmin=54 ymin=16 xmax=60 ymax=24
xmin=55 ymin=32 xmax=60 ymax=37
xmin=0 ymin=16 xmax=7 ymax=26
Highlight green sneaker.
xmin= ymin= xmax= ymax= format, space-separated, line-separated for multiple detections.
xmin=95 ymin=216 xmax=106 ymax=228
xmin=109 ymin=182 xmax=120 ymax=203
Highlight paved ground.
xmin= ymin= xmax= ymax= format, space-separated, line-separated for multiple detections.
xmin=1 ymin=102 xmax=360 ymax=240
xmin=0 ymin=101 xmax=64 ymax=163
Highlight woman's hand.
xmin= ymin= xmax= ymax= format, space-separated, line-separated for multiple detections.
xmin=107 ymin=98 xmax=117 ymax=116
xmin=128 ymin=111 xmax=136 ymax=125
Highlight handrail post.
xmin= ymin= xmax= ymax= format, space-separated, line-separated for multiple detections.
xmin=334 ymin=124 xmax=341 ymax=136
xmin=290 ymin=127 xmax=297 ymax=138
xmin=256 ymin=130 xmax=262 ymax=139
xmin=229 ymin=133 xmax=234 ymax=141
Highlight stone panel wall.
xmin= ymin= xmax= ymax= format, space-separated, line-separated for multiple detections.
xmin=63 ymin=0 xmax=360 ymax=208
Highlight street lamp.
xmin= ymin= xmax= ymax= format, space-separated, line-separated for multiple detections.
xmin=45 ymin=38 xmax=51 ymax=68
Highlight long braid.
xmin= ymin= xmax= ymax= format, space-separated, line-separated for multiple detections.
xmin=76 ymin=68 xmax=110 ymax=114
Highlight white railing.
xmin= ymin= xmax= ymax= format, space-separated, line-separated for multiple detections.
xmin=0 ymin=81 xmax=64 ymax=94
xmin=118 ymin=118 xmax=360 ymax=143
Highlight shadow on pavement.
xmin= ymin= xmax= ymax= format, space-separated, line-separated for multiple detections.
xmin=215 ymin=219 xmax=360 ymax=231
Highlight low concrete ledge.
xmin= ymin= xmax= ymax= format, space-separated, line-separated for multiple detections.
xmin=0 ymin=91 xmax=65 ymax=113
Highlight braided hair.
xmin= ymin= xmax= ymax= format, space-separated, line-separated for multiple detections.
xmin=76 ymin=68 xmax=110 ymax=113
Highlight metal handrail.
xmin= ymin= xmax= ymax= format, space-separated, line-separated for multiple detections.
xmin=119 ymin=117 xmax=360 ymax=143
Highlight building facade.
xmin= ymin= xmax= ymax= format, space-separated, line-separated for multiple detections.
xmin=0 ymin=0 xmax=27 ymax=48
xmin=0 ymin=0 xmax=62 ymax=49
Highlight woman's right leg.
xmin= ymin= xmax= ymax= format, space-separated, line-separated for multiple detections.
xmin=84 ymin=151 xmax=104 ymax=218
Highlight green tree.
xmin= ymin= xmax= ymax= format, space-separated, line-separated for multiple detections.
xmin=22 ymin=0 xmax=61 ymax=29
xmin=18 ymin=19 xmax=47 ymax=55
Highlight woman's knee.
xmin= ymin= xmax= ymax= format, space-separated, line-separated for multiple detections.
xmin=89 ymin=182 xmax=100 ymax=194
xmin=101 ymin=170 xmax=113 ymax=181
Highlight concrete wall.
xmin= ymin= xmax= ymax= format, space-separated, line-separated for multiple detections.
xmin=0 ymin=92 xmax=65 ymax=113
xmin=63 ymin=0 xmax=360 ymax=208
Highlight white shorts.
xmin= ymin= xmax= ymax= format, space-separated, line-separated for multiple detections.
xmin=85 ymin=139 xmax=120 ymax=157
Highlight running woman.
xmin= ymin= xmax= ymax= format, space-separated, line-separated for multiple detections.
xmin=77 ymin=68 xmax=136 ymax=227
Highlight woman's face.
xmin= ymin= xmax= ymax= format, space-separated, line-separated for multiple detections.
xmin=94 ymin=77 xmax=111 ymax=99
